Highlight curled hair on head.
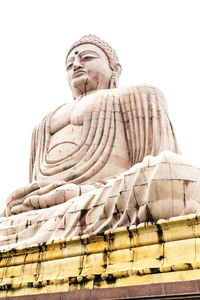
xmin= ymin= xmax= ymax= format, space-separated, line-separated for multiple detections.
xmin=66 ymin=35 xmax=122 ymax=76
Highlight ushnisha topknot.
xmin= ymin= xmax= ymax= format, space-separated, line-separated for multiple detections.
xmin=66 ymin=35 xmax=121 ymax=72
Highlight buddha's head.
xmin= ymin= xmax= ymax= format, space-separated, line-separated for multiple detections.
xmin=66 ymin=35 xmax=122 ymax=99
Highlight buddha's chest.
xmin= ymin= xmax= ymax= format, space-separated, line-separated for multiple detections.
xmin=46 ymin=96 xmax=96 ymax=161
xmin=49 ymin=94 xmax=97 ymax=133
xmin=49 ymin=102 xmax=83 ymax=133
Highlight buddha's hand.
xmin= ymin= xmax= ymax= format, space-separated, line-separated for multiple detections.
xmin=7 ymin=181 xmax=96 ymax=216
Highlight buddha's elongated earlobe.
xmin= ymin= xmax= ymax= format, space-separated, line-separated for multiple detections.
xmin=109 ymin=63 xmax=122 ymax=89
xmin=109 ymin=75 xmax=117 ymax=89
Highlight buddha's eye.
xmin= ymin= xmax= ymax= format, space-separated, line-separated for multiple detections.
xmin=66 ymin=63 xmax=73 ymax=70
xmin=82 ymin=54 xmax=98 ymax=61
xmin=82 ymin=55 xmax=92 ymax=61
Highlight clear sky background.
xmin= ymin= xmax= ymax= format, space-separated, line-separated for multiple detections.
xmin=0 ymin=0 xmax=200 ymax=210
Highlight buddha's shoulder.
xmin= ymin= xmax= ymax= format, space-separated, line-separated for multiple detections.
xmin=111 ymin=85 xmax=165 ymax=98
xmin=89 ymin=85 xmax=165 ymax=106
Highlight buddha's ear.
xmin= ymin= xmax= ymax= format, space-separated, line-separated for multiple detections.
xmin=115 ymin=63 xmax=122 ymax=76
xmin=109 ymin=64 xmax=122 ymax=89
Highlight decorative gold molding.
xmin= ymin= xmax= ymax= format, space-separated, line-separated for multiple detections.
xmin=1 ymin=213 xmax=200 ymax=297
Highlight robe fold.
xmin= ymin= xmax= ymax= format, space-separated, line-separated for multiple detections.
xmin=30 ymin=85 xmax=179 ymax=184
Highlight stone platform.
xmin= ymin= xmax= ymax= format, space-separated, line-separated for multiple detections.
xmin=1 ymin=214 xmax=200 ymax=298
xmin=1 ymin=280 xmax=200 ymax=299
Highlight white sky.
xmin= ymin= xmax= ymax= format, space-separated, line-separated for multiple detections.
xmin=0 ymin=0 xmax=200 ymax=210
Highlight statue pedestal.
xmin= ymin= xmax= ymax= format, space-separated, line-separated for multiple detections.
xmin=1 ymin=214 xmax=200 ymax=299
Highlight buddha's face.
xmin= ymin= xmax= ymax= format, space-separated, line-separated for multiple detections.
xmin=66 ymin=43 xmax=113 ymax=98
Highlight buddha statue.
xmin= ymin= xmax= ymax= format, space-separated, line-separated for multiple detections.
xmin=1 ymin=35 xmax=200 ymax=249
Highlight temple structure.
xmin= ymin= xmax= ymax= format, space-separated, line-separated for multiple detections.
xmin=1 ymin=35 xmax=200 ymax=299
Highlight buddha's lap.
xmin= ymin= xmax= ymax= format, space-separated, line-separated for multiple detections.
xmin=1 ymin=151 xmax=200 ymax=249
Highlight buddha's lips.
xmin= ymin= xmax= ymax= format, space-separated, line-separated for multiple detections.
xmin=73 ymin=70 xmax=86 ymax=78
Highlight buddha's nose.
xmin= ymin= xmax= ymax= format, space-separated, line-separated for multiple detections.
xmin=73 ymin=57 xmax=83 ymax=70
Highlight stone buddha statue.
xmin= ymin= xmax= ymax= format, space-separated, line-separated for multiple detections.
xmin=1 ymin=35 xmax=200 ymax=249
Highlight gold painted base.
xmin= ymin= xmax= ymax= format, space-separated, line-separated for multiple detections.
xmin=1 ymin=213 xmax=200 ymax=298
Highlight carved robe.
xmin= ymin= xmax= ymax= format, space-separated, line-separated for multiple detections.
xmin=30 ymin=85 xmax=179 ymax=184
xmin=1 ymin=86 xmax=200 ymax=249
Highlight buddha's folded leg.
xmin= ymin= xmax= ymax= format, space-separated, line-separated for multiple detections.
xmin=24 ymin=151 xmax=200 ymax=233
xmin=80 ymin=150 xmax=200 ymax=232
xmin=1 ymin=151 xmax=200 ymax=249
xmin=121 ymin=150 xmax=200 ymax=222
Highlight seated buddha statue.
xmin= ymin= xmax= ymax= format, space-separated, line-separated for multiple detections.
xmin=1 ymin=35 xmax=200 ymax=249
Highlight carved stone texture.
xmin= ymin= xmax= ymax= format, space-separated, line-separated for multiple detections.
xmin=0 ymin=35 xmax=200 ymax=249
